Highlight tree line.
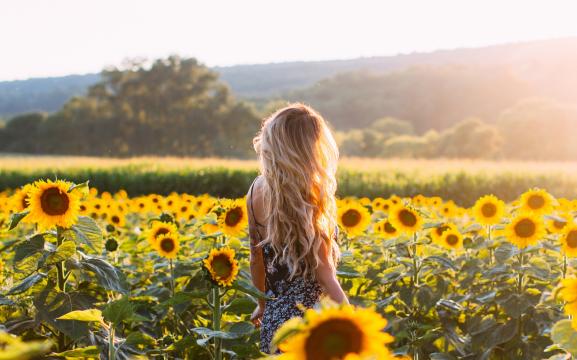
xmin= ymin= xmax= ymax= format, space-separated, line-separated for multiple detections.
xmin=1 ymin=55 xmax=576 ymax=160
xmin=0 ymin=57 xmax=259 ymax=157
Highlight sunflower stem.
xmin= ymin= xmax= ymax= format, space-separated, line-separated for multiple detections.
xmin=212 ymin=286 xmax=222 ymax=360
xmin=487 ymin=225 xmax=493 ymax=265
xmin=412 ymin=232 xmax=419 ymax=287
xmin=169 ymin=258 xmax=178 ymax=335
xmin=108 ymin=324 xmax=116 ymax=360
xmin=517 ymin=248 xmax=525 ymax=356
xmin=169 ymin=259 xmax=175 ymax=298
xmin=55 ymin=226 xmax=67 ymax=352
xmin=563 ymin=254 xmax=568 ymax=279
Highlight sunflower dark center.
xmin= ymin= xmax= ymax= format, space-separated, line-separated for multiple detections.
xmin=446 ymin=234 xmax=459 ymax=246
xmin=528 ymin=195 xmax=545 ymax=209
xmin=304 ymin=318 xmax=363 ymax=360
xmin=212 ymin=254 xmax=233 ymax=278
xmin=111 ymin=215 xmax=120 ymax=224
xmin=160 ymin=238 xmax=175 ymax=252
xmin=399 ymin=209 xmax=417 ymax=227
xmin=225 ymin=207 xmax=243 ymax=227
xmin=40 ymin=187 xmax=70 ymax=216
xmin=566 ymin=230 xmax=577 ymax=249
xmin=515 ymin=218 xmax=536 ymax=238
xmin=22 ymin=195 xmax=29 ymax=209
xmin=481 ymin=203 xmax=497 ymax=217
xmin=342 ymin=209 xmax=361 ymax=227
xmin=384 ymin=221 xmax=396 ymax=234
xmin=554 ymin=220 xmax=566 ymax=230
xmin=181 ymin=206 xmax=188 ymax=212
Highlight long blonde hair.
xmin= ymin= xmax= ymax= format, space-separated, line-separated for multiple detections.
xmin=252 ymin=103 xmax=340 ymax=280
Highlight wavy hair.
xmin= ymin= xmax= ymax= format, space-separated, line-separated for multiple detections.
xmin=253 ymin=103 xmax=340 ymax=280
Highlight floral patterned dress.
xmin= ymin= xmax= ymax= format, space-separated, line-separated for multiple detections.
xmin=247 ymin=177 xmax=327 ymax=354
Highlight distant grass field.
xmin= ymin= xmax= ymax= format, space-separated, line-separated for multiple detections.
xmin=1 ymin=155 xmax=577 ymax=206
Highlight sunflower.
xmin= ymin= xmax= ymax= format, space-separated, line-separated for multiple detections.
xmin=427 ymin=196 xmax=443 ymax=208
xmin=559 ymin=277 xmax=577 ymax=316
xmin=429 ymin=223 xmax=457 ymax=244
xmin=337 ymin=202 xmax=371 ymax=237
xmin=197 ymin=196 xmax=216 ymax=215
xmin=154 ymin=233 xmax=180 ymax=259
xmin=519 ymin=188 xmax=555 ymax=215
xmin=547 ymin=213 xmax=573 ymax=234
xmin=388 ymin=205 xmax=423 ymax=235
xmin=557 ymin=198 xmax=574 ymax=212
xmin=439 ymin=200 xmax=457 ymax=218
xmin=411 ymin=194 xmax=426 ymax=207
xmin=147 ymin=221 xmax=178 ymax=247
xmin=217 ymin=199 xmax=248 ymax=237
xmin=472 ymin=195 xmax=505 ymax=225
xmin=371 ymin=197 xmax=387 ymax=212
xmin=27 ymin=179 xmax=81 ymax=230
xmin=388 ymin=195 xmax=401 ymax=206
xmin=164 ymin=193 xmax=181 ymax=212
xmin=176 ymin=203 xmax=196 ymax=222
xmin=561 ymin=224 xmax=577 ymax=257
xmin=108 ymin=211 xmax=126 ymax=228
xmin=276 ymin=304 xmax=396 ymax=360
xmin=203 ymin=247 xmax=239 ymax=287
xmin=439 ymin=229 xmax=463 ymax=251
xmin=505 ymin=213 xmax=545 ymax=249
xmin=374 ymin=219 xmax=399 ymax=239
xmin=131 ymin=197 xmax=150 ymax=213
xmin=10 ymin=184 xmax=35 ymax=213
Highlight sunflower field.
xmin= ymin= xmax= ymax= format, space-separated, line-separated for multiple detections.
xmin=2 ymin=179 xmax=577 ymax=359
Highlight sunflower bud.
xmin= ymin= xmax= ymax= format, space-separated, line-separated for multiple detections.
xmin=105 ymin=238 xmax=119 ymax=252
xmin=159 ymin=212 xmax=174 ymax=223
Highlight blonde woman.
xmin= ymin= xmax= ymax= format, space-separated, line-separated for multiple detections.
xmin=247 ymin=103 xmax=348 ymax=354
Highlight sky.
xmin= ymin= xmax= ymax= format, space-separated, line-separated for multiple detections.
xmin=1 ymin=0 xmax=577 ymax=81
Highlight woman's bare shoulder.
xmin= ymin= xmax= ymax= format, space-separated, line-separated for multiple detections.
xmin=247 ymin=175 xmax=265 ymax=210
xmin=249 ymin=175 xmax=264 ymax=196
xmin=247 ymin=175 xmax=266 ymax=227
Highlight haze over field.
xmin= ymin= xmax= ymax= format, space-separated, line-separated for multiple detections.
xmin=1 ymin=0 xmax=576 ymax=160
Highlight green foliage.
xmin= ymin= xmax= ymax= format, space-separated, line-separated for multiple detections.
xmin=2 ymin=163 xmax=577 ymax=206
xmin=57 ymin=309 xmax=103 ymax=322
xmin=551 ymin=320 xmax=577 ymax=355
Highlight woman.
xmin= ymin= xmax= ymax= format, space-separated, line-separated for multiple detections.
xmin=246 ymin=103 xmax=349 ymax=354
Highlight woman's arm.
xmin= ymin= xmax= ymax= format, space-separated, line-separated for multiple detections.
xmin=315 ymin=239 xmax=349 ymax=304
xmin=250 ymin=242 xmax=266 ymax=308
xmin=247 ymin=186 xmax=267 ymax=325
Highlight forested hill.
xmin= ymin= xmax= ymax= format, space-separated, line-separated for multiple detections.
xmin=216 ymin=37 xmax=577 ymax=99
xmin=1 ymin=37 xmax=576 ymax=118
xmin=0 ymin=74 xmax=99 ymax=118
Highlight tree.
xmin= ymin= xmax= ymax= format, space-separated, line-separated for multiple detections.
xmin=437 ymin=118 xmax=501 ymax=159
xmin=0 ymin=56 xmax=261 ymax=157
xmin=371 ymin=117 xmax=414 ymax=137
xmin=498 ymin=98 xmax=577 ymax=160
